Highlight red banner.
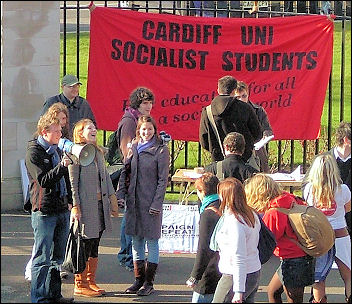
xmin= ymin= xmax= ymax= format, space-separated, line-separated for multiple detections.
xmin=87 ymin=7 xmax=333 ymax=141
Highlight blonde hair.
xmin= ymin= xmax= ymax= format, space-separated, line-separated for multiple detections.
xmin=244 ymin=174 xmax=282 ymax=213
xmin=218 ymin=177 xmax=255 ymax=227
xmin=45 ymin=103 xmax=70 ymax=139
xmin=306 ymin=153 xmax=342 ymax=209
xmin=37 ymin=114 xmax=61 ymax=135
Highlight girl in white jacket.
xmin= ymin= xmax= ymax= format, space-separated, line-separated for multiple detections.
xmin=212 ymin=177 xmax=261 ymax=303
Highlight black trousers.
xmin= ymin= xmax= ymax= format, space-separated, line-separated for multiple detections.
xmin=82 ymin=230 xmax=103 ymax=259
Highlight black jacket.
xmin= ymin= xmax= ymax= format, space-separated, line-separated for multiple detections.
xmin=205 ymin=154 xmax=258 ymax=183
xmin=25 ymin=139 xmax=69 ymax=214
xmin=190 ymin=200 xmax=222 ymax=295
xmin=199 ymin=95 xmax=262 ymax=162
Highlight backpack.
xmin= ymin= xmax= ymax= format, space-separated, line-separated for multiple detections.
xmin=105 ymin=130 xmax=121 ymax=166
xmin=257 ymin=215 xmax=277 ymax=264
xmin=274 ymin=197 xmax=335 ymax=257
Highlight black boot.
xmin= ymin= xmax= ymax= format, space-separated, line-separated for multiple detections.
xmin=137 ymin=262 xmax=158 ymax=296
xmin=124 ymin=260 xmax=145 ymax=294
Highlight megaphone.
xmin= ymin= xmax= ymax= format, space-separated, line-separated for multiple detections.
xmin=71 ymin=143 xmax=96 ymax=166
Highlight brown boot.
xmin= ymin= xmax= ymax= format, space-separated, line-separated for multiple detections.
xmin=137 ymin=261 xmax=158 ymax=296
xmin=125 ymin=260 xmax=145 ymax=294
xmin=86 ymin=257 xmax=106 ymax=294
xmin=74 ymin=266 xmax=102 ymax=297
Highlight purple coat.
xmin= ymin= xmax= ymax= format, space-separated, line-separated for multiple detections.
xmin=117 ymin=138 xmax=170 ymax=239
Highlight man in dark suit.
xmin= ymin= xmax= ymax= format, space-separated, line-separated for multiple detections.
xmin=205 ymin=132 xmax=258 ymax=183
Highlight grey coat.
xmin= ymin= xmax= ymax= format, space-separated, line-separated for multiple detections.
xmin=68 ymin=147 xmax=115 ymax=239
xmin=116 ymin=138 xmax=170 ymax=239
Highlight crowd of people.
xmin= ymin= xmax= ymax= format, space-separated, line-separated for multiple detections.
xmin=24 ymin=74 xmax=351 ymax=303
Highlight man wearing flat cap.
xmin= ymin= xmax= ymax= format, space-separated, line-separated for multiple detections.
xmin=41 ymin=74 xmax=96 ymax=137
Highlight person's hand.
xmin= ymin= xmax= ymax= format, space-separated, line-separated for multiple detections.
xmin=149 ymin=207 xmax=161 ymax=216
xmin=117 ymin=199 xmax=125 ymax=208
xmin=185 ymin=279 xmax=195 ymax=288
xmin=109 ymin=194 xmax=119 ymax=217
xmin=71 ymin=205 xmax=81 ymax=221
xmin=185 ymin=277 xmax=197 ymax=288
xmin=232 ymin=292 xmax=243 ymax=303
xmin=61 ymin=153 xmax=73 ymax=167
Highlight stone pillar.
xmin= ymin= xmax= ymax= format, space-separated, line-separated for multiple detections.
xmin=1 ymin=1 xmax=60 ymax=211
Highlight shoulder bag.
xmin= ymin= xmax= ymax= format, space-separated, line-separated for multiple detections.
xmin=62 ymin=219 xmax=87 ymax=274
xmin=257 ymin=214 xmax=277 ymax=264
xmin=206 ymin=105 xmax=225 ymax=159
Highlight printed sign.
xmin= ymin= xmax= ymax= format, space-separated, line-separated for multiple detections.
xmin=159 ymin=204 xmax=200 ymax=253
xmin=87 ymin=8 xmax=333 ymax=140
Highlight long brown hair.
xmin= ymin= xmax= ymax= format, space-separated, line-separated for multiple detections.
xmin=218 ymin=177 xmax=255 ymax=227
xmin=45 ymin=103 xmax=70 ymax=139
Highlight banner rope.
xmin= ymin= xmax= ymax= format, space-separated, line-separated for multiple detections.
xmin=88 ymin=1 xmax=96 ymax=12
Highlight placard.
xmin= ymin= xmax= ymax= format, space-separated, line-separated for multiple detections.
xmin=159 ymin=204 xmax=200 ymax=253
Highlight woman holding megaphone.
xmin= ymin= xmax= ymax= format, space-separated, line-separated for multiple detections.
xmin=68 ymin=118 xmax=119 ymax=298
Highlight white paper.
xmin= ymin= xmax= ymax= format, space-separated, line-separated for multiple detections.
xmin=268 ymin=166 xmax=304 ymax=181
xmin=254 ymin=135 xmax=274 ymax=150
xmin=183 ymin=171 xmax=203 ymax=179
xmin=291 ymin=165 xmax=302 ymax=181
xmin=268 ymin=172 xmax=296 ymax=181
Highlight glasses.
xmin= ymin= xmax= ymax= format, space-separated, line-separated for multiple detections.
xmin=235 ymin=94 xmax=248 ymax=99
xmin=67 ymin=84 xmax=81 ymax=89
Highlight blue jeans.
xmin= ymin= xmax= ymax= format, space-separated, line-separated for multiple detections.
xmin=192 ymin=291 xmax=214 ymax=303
xmin=117 ymin=211 xmax=133 ymax=268
xmin=131 ymin=236 xmax=159 ymax=264
xmin=31 ymin=210 xmax=70 ymax=303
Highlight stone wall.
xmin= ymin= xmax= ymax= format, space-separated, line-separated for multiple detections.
xmin=1 ymin=1 xmax=60 ymax=211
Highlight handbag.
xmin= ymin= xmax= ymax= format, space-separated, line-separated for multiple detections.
xmin=62 ymin=220 xmax=87 ymax=274
xmin=257 ymin=214 xmax=277 ymax=264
